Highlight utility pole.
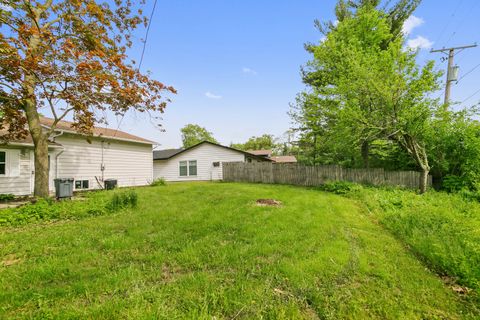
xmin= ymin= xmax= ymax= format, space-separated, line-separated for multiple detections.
xmin=431 ymin=43 xmax=477 ymax=106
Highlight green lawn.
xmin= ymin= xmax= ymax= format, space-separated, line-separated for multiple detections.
xmin=0 ymin=182 xmax=477 ymax=319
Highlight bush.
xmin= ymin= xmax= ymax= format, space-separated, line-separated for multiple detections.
xmin=442 ymin=175 xmax=468 ymax=193
xmin=0 ymin=194 xmax=15 ymax=202
xmin=107 ymin=190 xmax=138 ymax=211
xmin=0 ymin=190 xmax=138 ymax=227
xmin=317 ymin=180 xmax=363 ymax=194
xmin=150 ymin=178 xmax=166 ymax=186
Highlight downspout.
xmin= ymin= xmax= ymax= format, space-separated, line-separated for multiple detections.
xmin=50 ymin=130 xmax=65 ymax=179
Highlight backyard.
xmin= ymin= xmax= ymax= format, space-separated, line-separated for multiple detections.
xmin=0 ymin=182 xmax=478 ymax=319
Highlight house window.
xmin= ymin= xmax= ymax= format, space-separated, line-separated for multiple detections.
xmin=189 ymin=160 xmax=197 ymax=176
xmin=179 ymin=160 xmax=197 ymax=176
xmin=75 ymin=180 xmax=89 ymax=189
xmin=213 ymin=162 xmax=220 ymax=167
xmin=0 ymin=151 xmax=5 ymax=175
xmin=179 ymin=161 xmax=188 ymax=176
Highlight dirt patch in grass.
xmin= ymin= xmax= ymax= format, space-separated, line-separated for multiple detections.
xmin=255 ymin=199 xmax=282 ymax=207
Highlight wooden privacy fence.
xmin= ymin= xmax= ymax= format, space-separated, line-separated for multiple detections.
xmin=222 ymin=162 xmax=432 ymax=189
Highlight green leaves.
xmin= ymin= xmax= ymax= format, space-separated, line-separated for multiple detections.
xmin=180 ymin=124 xmax=218 ymax=148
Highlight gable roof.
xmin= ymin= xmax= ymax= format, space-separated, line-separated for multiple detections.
xmin=153 ymin=141 xmax=272 ymax=161
xmin=39 ymin=117 xmax=154 ymax=144
xmin=153 ymin=148 xmax=184 ymax=160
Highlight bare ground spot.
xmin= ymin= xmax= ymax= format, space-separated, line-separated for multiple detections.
xmin=255 ymin=199 xmax=282 ymax=207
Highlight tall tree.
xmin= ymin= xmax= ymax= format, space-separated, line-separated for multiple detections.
xmin=0 ymin=0 xmax=175 ymax=197
xmin=298 ymin=0 xmax=422 ymax=168
xmin=231 ymin=134 xmax=278 ymax=152
xmin=312 ymin=7 xmax=441 ymax=192
xmin=180 ymin=124 xmax=217 ymax=148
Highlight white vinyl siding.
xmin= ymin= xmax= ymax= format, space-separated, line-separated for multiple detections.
xmin=54 ymin=134 xmax=153 ymax=189
xmin=0 ymin=148 xmax=31 ymax=195
xmin=153 ymin=143 xmax=245 ymax=181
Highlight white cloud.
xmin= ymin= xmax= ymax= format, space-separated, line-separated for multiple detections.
xmin=402 ymin=15 xmax=424 ymax=35
xmin=407 ymin=35 xmax=433 ymax=50
xmin=0 ymin=4 xmax=12 ymax=11
xmin=205 ymin=91 xmax=222 ymax=99
xmin=242 ymin=67 xmax=257 ymax=75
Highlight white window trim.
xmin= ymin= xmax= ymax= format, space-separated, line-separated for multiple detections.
xmin=0 ymin=150 xmax=6 ymax=176
xmin=75 ymin=179 xmax=90 ymax=190
xmin=179 ymin=160 xmax=197 ymax=177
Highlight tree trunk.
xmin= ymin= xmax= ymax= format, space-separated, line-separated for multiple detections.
xmin=24 ymin=99 xmax=50 ymax=198
xmin=419 ymin=167 xmax=429 ymax=194
xmin=361 ymin=140 xmax=369 ymax=168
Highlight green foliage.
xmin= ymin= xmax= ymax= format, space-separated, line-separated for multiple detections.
xmin=150 ymin=178 xmax=166 ymax=186
xmin=231 ymin=134 xmax=279 ymax=152
xmin=0 ymin=190 xmax=138 ymax=227
xmin=0 ymin=194 xmax=15 ymax=202
xmin=0 ymin=182 xmax=476 ymax=318
xmin=427 ymin=110 xmax=480 ymax=191
xmin=292 ymin=3 xmax=441 ymax=193
xmin=107 ymin=190 xmax=138 ymax=212
xmin=180 ymin=124 xmax=218 ymax=148
xmin=317 ymin=180 xmax=363 ymax=194
xmin=442 ymin=175 xmax=468 ymax=193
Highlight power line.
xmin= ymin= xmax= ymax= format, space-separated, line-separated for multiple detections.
xmin=456 ymin=62 xmax=480 ymax=84
xmin=433 ymin=0 xmax=464 ymax=45
xmin=443 ymin=1 xmax=479 ymax=47
xmin=114 ymin=0 xmax=159 ymax=137
xmin=138 ymin=0 xmax=158 ymax=71
xmin=461 ymin=87 xmax=480 ymax=104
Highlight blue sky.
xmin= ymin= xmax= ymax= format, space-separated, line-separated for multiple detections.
xmin=100 ymin=0 xmax=480 ymax=148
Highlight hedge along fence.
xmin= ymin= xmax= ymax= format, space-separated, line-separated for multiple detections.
xmin=222 ymin=162 xmax=432 ymax=189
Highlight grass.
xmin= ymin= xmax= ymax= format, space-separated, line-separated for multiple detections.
xmin=0 ymin=182 xmax=478 ymax=319
xmin=337 ymin=184 xmax=480 ymax=294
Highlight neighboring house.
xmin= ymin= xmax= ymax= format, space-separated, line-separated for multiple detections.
xmin=153 ymin=141 xmax=270 ymax=181
xmin=0 ymin=117 xmax=154 ymax=196
xmin=247 ymin=149 xmax=297 ymax=163
xmin=270 ymin=155 xmax=297 ymax=163
xmin=247 ymin=149 xmax=272 ymax=159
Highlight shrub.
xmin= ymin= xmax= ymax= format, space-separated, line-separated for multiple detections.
xmin=0 ymin=190 xmax=138 ymax=227
xmin=318 ymin=181 xmax=363 ymax=194
xmin=0 ymin=194 xmax=15 ymax=202
xmin=150 ymin=178 xmax=166 ymax=186
xmin=107 ymin=190 xmax=138 ymax=211
xmin=442 ymin=175 xmax=468 ymax=193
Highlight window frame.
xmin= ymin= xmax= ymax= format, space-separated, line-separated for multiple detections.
xmin=75 ymin=179 xmax=89 ymax=190
xmin=179 ymin=161 xmax=188 ymax=177
xmin=0 ymin=151 xmax=6 ymax=176
xmin=188 ymin=160 xmax=197 ymax=176
xmin=179 ymin=160 xmax=197 ymax=177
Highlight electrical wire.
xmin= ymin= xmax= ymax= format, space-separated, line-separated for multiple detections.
xmin=444 ymin=1 xmax=479 ymax=47
xmin=461 ymin=87 xmax=480 ymax=104
xmin=456 ymin=62 xmax=480 ymax=84
xmin=433 ymin=0 xmax=463 ymax=45
xmin=138 ymin=0 xmax=158 ymax=71
xmin=114 ymin=0 xmax=159 ymax=136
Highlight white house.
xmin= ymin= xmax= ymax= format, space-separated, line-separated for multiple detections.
xmin=153 ymin=141 xmax=270 ymax=181
xmin=0 ymin=117 xmax=154 ymax=196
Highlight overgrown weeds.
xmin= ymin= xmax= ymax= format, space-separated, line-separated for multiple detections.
xmin=319 ymin=181 xmax=480 ymax=296
xmin=150 ymin=178 xmax=166 ymax=186
xmin=0 ymin=189 xmax=139 ymax=227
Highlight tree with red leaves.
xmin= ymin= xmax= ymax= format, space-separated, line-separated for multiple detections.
xmin=0 ymin=0 xmax=175 ymax=197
